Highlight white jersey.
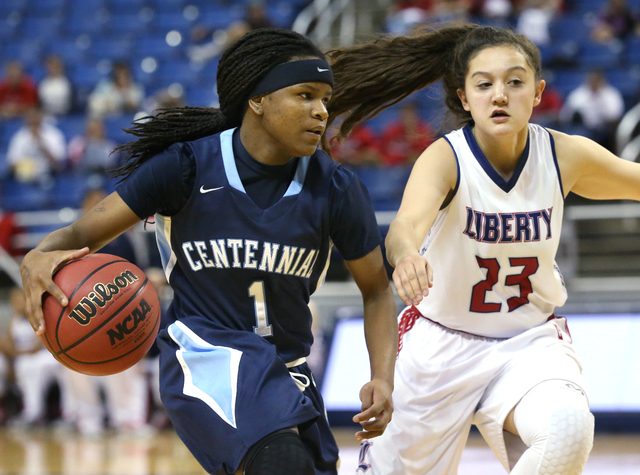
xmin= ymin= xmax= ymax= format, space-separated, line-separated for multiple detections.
xmin=415 ymin=123 xmax=566 ymax=338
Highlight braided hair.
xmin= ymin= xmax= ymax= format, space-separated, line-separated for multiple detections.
xmin=112 ymin=28 xmax=326 ymax=179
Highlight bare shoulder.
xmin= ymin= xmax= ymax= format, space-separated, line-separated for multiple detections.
xmin=547 ymin=128 xmax=601 ymax=161
xmin=414 ymin=137 xmax=457 ymax=172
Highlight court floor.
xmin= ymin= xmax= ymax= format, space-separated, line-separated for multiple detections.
xmin=0 ymin=427 xmax=638 ymax=474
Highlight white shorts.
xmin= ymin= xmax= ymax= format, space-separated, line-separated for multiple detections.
xmin=358 ymin=307 xmax=586 ymax=475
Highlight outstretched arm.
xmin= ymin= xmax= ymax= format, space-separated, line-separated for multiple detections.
xmin=553 ymin=130 xmax=640 ymax=201
xmin=345 ymin=247 xmax=397 ymax=441
xmin=385 ymin=138 xmax=457 ymax=306
xmin=20 ymin=191 xmax=141 ymax=335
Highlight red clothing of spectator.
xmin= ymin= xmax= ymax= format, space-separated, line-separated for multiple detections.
xmin=330 ymin=124 xmax=384 ymax=167
xmin=532 ymin=85 xmax=563 ymax=119
xmin=0 ymin=76 xmax=38 ymax=118
xmin=396 ymin=0 xmax=433 ymax=11
xmin=381 ymin=102 xmax=435 ymax=166
xmin=0 ymin=210 xmax=22 ymax=257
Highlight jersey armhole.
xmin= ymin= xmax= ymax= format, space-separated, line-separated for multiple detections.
xmin=544 ymin=127 xmax=565 ymax=199
xmin=440 ymin=136 xmax=461 ymax=210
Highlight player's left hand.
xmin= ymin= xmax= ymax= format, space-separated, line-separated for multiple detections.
xmin=353 ymin=378 xmax=393 ymax=441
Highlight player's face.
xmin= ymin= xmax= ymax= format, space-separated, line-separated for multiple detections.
xmin=457 ymin=46 xmax=545 ymax=138
xmin=259 ymin=81 xmax=332 ymax=161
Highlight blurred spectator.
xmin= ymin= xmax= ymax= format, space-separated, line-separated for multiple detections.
xmin=469 ymin=0 xmax=511 ymax=23
xmin=559 ymin=69 xmax=624 ymax=151
xmin=516 ymin=0 xmax=562 ymax=46
xmin=431 ymin=0 xmax=472 ymax=22
xmin=0 ymin=287 xmax=69 ymax=428
xmin=531 ymin=80 xmax=563 ymax=126
xmin=386 ymin=0 xmax=431 ymax=34
xmin=381 ymin=101 xmax=435 ymax=165
xmin=188 ymin=1 xmax=273 ymax=64
xmin=88 ymin=62 xmax=144 ymax=117
xmin=591 ymin=0 xmax=639 ymax=43
xmin=0 ymin=61 xmax=38 ymax=119
xmin=67 ymin=117 xmax=119 ymax=174
xmin=64 ymin=189 xmax=152 ymax=437
xmin=137 ymin=86 xmax=186 ymax=118
xmin=0 ymin=206 xmax=23 ymax=257
xmin=38 ymin=56 xmax=73 ymax=117
xmin=6 ymin=107 xmax=66 ymax=184
xmin=330 ymin=124 xmax=383 ymax=168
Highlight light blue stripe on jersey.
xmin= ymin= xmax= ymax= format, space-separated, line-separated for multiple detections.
xmin=220 ymin=128 xmax=310 ymax=197
xmin=168 ymin=321 xmax=243 ymax=428
xmin=155 ymin=213 xmax=177 ymax=281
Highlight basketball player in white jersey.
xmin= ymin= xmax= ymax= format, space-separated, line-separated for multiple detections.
xmin=324 ymin=24 xmax=640 ymax=474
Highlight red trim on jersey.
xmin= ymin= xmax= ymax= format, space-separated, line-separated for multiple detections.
xmin=397 ymin=306 xmax=422 ymax=354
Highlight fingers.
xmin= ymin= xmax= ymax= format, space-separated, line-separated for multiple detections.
xmin=20 ymin=248 xmax=89 ymax=336
xmin=393 ymin=255 xmax=433 ymax=306
xmin=353 ymin=381 xmax=393 ymax=441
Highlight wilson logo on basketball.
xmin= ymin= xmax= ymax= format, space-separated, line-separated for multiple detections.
xmin=106 ymin=298 xmax=152 ymax=346
xmin=68 ymin=270 xmax=140 ymax=325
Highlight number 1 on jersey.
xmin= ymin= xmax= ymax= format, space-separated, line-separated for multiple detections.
xmin=249 ymin=281 xmax=273 ymax=337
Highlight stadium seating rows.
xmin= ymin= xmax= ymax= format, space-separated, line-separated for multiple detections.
xmin=2 ymin=0 xmax=640 ymax=212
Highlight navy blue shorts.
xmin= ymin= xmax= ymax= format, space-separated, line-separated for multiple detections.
xmin=157 ymin=318 xmax=339 ymax=474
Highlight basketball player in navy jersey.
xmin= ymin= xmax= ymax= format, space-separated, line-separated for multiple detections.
xmin=19 ymin=29 xmax=397 ymax=475
xmin=323 ymin=25 xmax=640 ymax=474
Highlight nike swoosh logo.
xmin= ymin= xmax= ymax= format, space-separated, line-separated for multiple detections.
xmin=200 ymin=185 xmax=224 ymax=194
xmin=317 ymin=67 xmax=329 ymax=72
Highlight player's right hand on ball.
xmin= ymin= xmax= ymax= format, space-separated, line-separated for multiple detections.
xmin=392 ymin=253 xmax=433 ymax=307
xmin=20 ymin=247 xmax=90 ymax=335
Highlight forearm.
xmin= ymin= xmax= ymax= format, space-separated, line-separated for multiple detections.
xmin=385 ymin=218 xmax=424 ymax=268
xmin=363 ymin=286 xmax=397 ymax=385
xmin=35 ymin=225 xmax=90 ymax=253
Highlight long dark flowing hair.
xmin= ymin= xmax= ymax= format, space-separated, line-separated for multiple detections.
xmin=323 ymin=23 xmax=542 ymax=147
xmin=111 ymin=28 xmax=326 ymax=180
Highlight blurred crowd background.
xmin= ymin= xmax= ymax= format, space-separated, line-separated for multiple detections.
xmin=1 ymin=0 xmax=640 ymax=436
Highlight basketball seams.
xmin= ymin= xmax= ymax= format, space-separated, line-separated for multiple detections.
xmin=56 ymin=303 xmax=161 ymax=374
xmin=52 ymin=256 xmax=129 ymax=351
xmin=40 ymin=253 xmax=161 ymax=376
xmin=51 ymin=277 xmax=151 ymax=356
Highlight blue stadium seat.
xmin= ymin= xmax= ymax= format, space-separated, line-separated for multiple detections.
xmin=2 ymin=41 xmax=44 ymax=69
xmin=156 ymin=60 xmax=199 ymax=88
xmin=104 ymin=115 xmax=136 ymax=144
xmin=24 ymin=0 xmax=66 ymax=18
xmin=66 ymin=12 xmax=108 ymax=37
xmin=267 ymin=3 xmax=297 ymax=29
xmin=154 ymin=11 xmax=194 ymax=33
xmin=550 ymin=15 xmax=592 ymax=45
xmin=0 ymin=119 xmax=24 ymax=150
xmin=186 ymin=85 xmax=217 ymax=107
xmin=52 ymin=173 xmax=91 ymax=209
xmin=354 ymin=166 xmax=411 ymax=211
xmin=88 ymin=38 xmax=135 ymax=62
xmin=0 ymin=179 xmax=52 ymax=212
xmin=579 ymin=41 xmax=623 ymax=69
xmin=135 ymin=36 xmax=180 ymax=60
xmin=199 ymin=9 xmax=244 ymax=30
xmin=22 ymin=16 xmax=63 ymax=40
xmin=47 ymin=39 xmax=89 ymax=66
xmin=69 ymin=62 xmax=109 ymax=90
xmin=625 ymin=37 xmax=640 ymax=64
xmin=108 ymin=13 xmax=150 ymax=36
xmin=198 ymin=58 xmax=220 ymax=85
xmin=606 ymin=68 xmax=640 ymax=100
xmin=106 ymin=0 xmax=146 ymax=14
xmin=551 ymin=70 xmax=586 ymax=98
xmin=56 ymin=115 xmax=88 ymax=142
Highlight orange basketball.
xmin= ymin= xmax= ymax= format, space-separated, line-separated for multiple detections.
xmin=41 ymin=253 xmax=161 ymax=376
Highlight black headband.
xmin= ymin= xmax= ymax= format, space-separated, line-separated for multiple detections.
xmin=249 ymin=58 xmax=334 ymax=98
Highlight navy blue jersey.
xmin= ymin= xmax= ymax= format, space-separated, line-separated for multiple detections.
xmin=117 ymin=128 xmax=380 ymax=362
